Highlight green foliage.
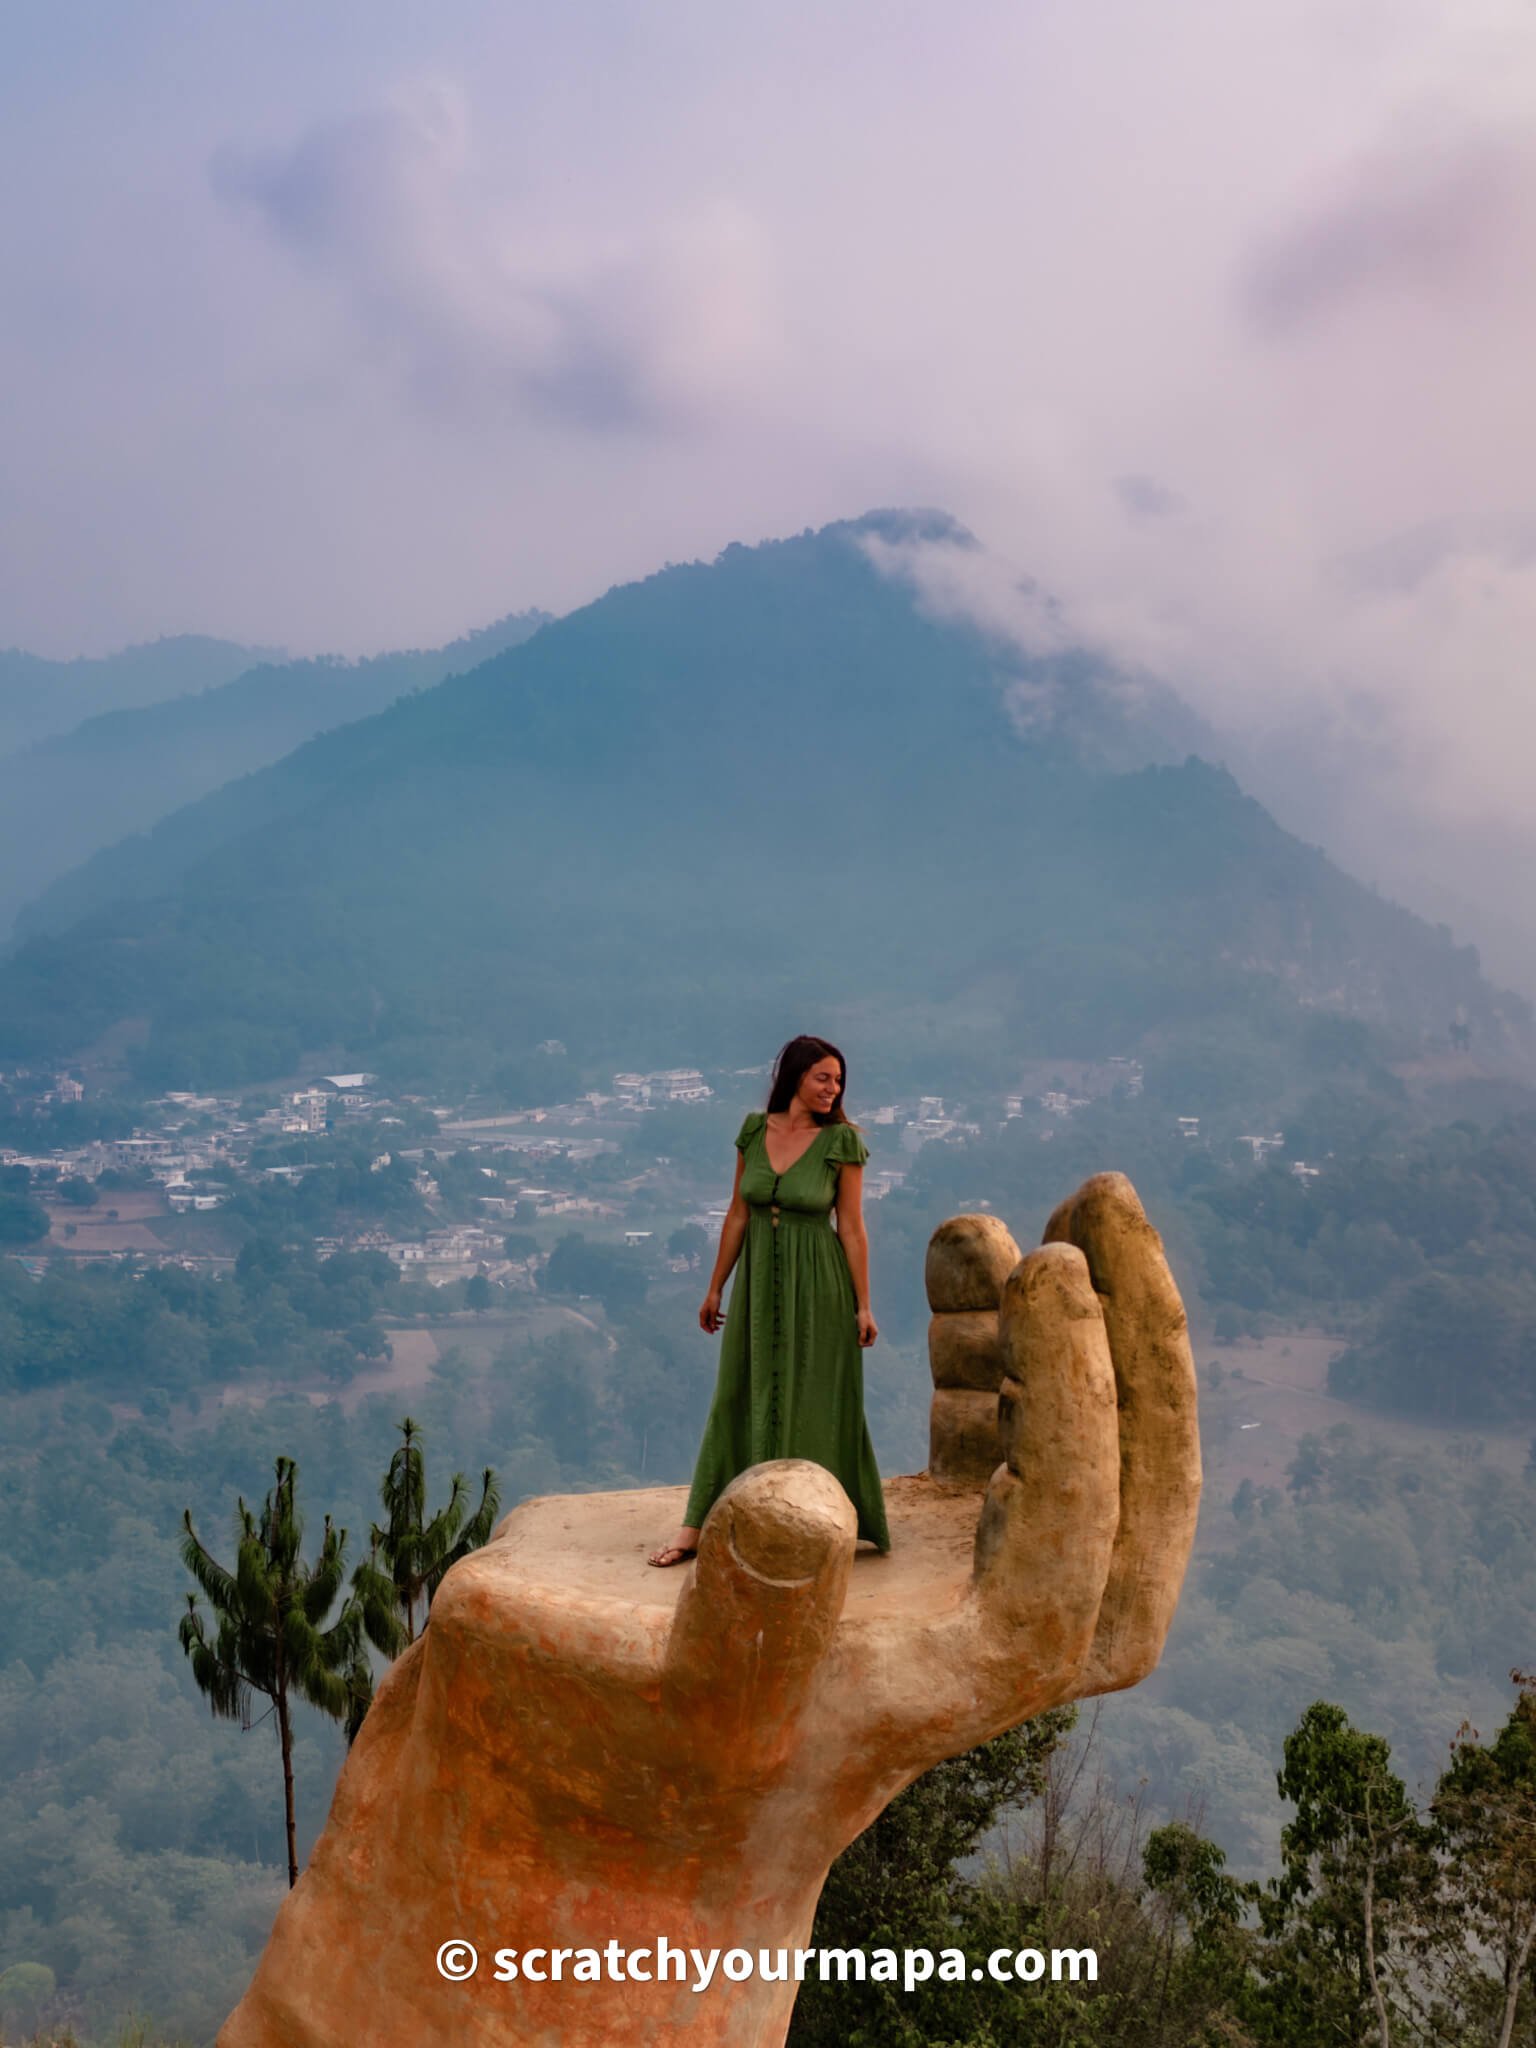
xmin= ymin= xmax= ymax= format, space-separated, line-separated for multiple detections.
xmin=667 ymin=1223 xmax=709 ymax=1264
xmin=1247 ymin=1702 xmax=1428 ymax=2046
xmin=0 ymin=1960 xmax=56 ymax=2033
xmin=1424 ymin=1674 xmax=1536 ymax=2045
xmin=179 ymin=1458 xmax=371 ymax=1887
xmin=0 ymin=1191 xmax=49 ymax=1245
xmin=542 ymin=1232 xmax=648 ymax=1313
xmin=351 ymin=1417 xmax=499 ymax=1652
xmin=486 ymin=1045 xmax=585 ymax=1109
xmin=0 ymin=1241 xmax=401 ymax=1398
xmin=1197 ymin=1114 xmax=1536 ymax=1414
xmin=788 ymin=1710 xmax=1076 ymax=2047
xmin=225 ymin=1131 xmax=429 ymax=1236
xmin=1335 ymin=1269 xmax=1536 ymax=1421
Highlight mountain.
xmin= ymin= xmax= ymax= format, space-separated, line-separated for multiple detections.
xmin=0 ymin=635 xmax=279 ymax=756
xmin=0 ymin=513 xmax=1523 ymax=1097
xmin=0 ymin=612 xmax=551 ymax=936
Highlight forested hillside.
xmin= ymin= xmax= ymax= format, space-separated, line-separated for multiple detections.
xmin=0 ymin=516 xmax=1518 ymax=1098
xmin=0 ymin=611 xmax=548 ymax=936
xmin=6 ymin=1277 xmax=1536 ymax=2043
xmin=0 ymin=639 xmax=276 ymax=757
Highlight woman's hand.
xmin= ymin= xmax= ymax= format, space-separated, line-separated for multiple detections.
xmin=856 ymin=1308 xmax=878 ymax=1348
xmin=700 ymin=1291 xmax=725 ymax=1334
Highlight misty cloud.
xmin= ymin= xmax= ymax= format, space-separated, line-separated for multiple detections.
xmin=1324 ymin=520 xmax=1461 ymax=598
xmin=1115 ymin=475 xmax=1185 ymax=524
xmin=209 ymin=93 xmax=770 ymax=433
xmin=1244 ymin=132 xmax=1531 ymax=335
xmin=861 ymin=525 xmax=1219 ymax=770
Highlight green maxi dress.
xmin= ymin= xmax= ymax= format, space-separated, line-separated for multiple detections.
xmin=683 ymin=1111 xmax=891 ymax=1551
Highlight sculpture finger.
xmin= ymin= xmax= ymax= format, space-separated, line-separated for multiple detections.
xmin=1044 ymin=1172 xmax=1201 ymax=1692
xmin=925 ymin=1214 xmax=1022 ymax=1486
xmin=662 ymin=1459 xmax=856 ymax=1777
xmin=968 ymin=1242 xmax=1121 ymax=1705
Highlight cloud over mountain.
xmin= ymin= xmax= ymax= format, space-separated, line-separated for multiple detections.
xmin=210 ymin=89 xmax=772 ymax=432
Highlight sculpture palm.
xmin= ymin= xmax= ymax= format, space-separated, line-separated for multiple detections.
xmin=219 ymin=1174 xmax=1200 ymax=2047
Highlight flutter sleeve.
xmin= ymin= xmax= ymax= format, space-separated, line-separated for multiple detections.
xmin=735 ymin=1111 xmax=766 ymax=1152
xmin=825 ymin=1122 xmax=870 ymax=1169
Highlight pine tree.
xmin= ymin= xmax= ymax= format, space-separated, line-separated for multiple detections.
xmin=178 ymin=1455 xmax=371 ymax=1888
xmin=352 ymin=1416 xmax=500 ymax=1654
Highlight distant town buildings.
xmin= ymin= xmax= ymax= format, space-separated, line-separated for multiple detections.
xmin=1240 ymin=1132 xmax=1286 ymax=1162
xmin=1040 ymin=1090 xmax=1091 ymax=1119
xmin=3 ymin=1046 xmax=1323 ymax=1297
xmin=612 ymin=1068 xmax=713 ymax=1105
xmin=284 ymin=1089 xmax=331 ymax=1133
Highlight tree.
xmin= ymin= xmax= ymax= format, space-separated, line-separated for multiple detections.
xmin=1251 ymin=1701 xmax=1430 ymax=2048
xmin=1288 ymin=1435 xmax=1328 ymax=1503
xmin=0 ymin=1961 xmax=56 ymax=2037
xmin=179 ymin=1456 xmax=371 ymax=1887
xmin=667 ymin=1222 xmax=709 ymax=1267
xmin=1141 ymin=1821 xmax=1256 ymax=2043
xmin=0 ymin=1188 xmax=49 ymax=1244
xmin=543 ymin=1231 xmax=647 ymax=1312
xmin=465 ymin=1271 xmax=492 ymax=1311
xmin=352 ymin=1416 xmax=500 ymax=1654
xmin=1429 ymin=1672 xmax=1536 ymax=2048
xmin=788 ymin=1710 xmax=1075 ymax=2047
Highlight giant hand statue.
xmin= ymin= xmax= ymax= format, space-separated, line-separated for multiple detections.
xmin=219 ymin=1173 xmax=1200 ymax=2047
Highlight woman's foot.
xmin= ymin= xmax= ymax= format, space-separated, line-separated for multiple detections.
xmin=647 ymin=1525 xmax=701 ymax=1568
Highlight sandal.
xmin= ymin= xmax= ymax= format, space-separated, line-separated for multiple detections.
xmin=646 ymin=1544 xmax=697 ymax=1568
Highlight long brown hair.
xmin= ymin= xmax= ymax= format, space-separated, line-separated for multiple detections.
xmin=765 ymin=1035 xmax=855 ymax=1127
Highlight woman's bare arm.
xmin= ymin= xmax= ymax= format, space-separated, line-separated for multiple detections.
xmin=834 ymin=1162 xmax=876 ymax=1343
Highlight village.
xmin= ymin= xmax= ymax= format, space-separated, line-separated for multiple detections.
xmin=0 ymin=1051 xmax=1289 ymax=1295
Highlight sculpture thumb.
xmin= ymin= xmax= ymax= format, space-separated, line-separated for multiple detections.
xmin=662 ymin=1460 xmax=857 ymax=1777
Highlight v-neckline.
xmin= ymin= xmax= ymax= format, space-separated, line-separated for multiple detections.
xmin=761 ymin=1117 xmax=826 ymax=1178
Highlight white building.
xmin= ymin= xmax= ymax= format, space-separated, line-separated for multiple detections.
xmin=1239 ymin=1133 xmax=1286 ymax=1162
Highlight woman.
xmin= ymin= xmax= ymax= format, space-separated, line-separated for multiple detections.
xmin=648 ymin=1034 xmax=891 ymax=1566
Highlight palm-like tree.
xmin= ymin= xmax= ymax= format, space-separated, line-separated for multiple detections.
xmin=179 ymin=1455 xmax=372 ymax=1887
xmin=353 ymin=1417 xmax=500 ymax=1655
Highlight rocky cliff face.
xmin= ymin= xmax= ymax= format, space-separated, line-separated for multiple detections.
xmin=219 ymin=1173 xmax=1200 ymax=2047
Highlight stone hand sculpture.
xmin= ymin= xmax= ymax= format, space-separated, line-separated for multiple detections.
xmin=219 ymin=1173 xmax=1200 ymax=2048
